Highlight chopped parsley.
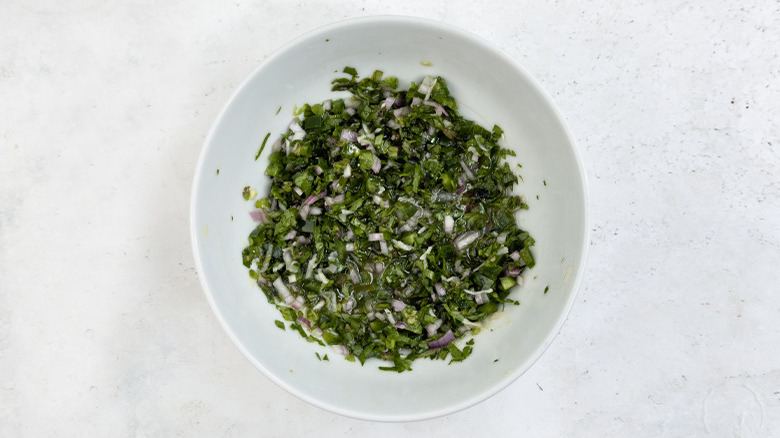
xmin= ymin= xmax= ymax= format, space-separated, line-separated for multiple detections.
xmin=243 ymin=68 xmax=534 ymax=372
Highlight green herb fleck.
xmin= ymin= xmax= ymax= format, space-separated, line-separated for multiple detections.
xmin=274 ymin=320 xmax=285 ymax=330
xmin=256 ymin=132 xmax=271 ymax=160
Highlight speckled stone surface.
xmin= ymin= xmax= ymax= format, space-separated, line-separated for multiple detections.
xmin=1 ymin=1 xmax=778 ymax=436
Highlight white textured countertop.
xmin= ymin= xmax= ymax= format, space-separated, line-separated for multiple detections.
xmin=1 ymin=1 xmax=778 ymax=436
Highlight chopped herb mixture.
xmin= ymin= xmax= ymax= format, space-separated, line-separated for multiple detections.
xmin=242 ymin=68 xmax=534 ymax=372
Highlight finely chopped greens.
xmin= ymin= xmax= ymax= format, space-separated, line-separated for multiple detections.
xmin=242 ymin=68 xmax=534 ymax=372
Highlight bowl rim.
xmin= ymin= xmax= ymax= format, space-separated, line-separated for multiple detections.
xmin=190 ymin=14 xmax=589 ymax=422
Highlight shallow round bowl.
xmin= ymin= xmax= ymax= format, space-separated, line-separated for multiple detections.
xmin=190 ymin=16 xmax=588 ymax=421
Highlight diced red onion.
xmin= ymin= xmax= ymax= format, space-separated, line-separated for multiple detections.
xmin=312 ymin=299 xmax=325 ymax=311
xmin=311 ymin=327 xmax=323 ymax=337
xmin=297 ymin=316 xmax=312 ymax=329
xmin=249 ymin=210 xmax=266 ymax=223
xmin=314 ymin=165 xmax=323 ymax=175
xmin=394 ymin=97 xmax=404 ymax=106
xmin=506 ymin=267 xmax=522 ymax=277
xmin=256 ymin=275 xmax=267 ymax=286
xmin=474 ymin=292 xmax=488 ymax=305
xmin=368 ymin=233 xmax=384 ymax=242
xmin=344 ymin=229 xmax=354 ymax=240
xmin=423 ymin=100 xmax=448 ymax=116
xmin=374 ymin=261 xmax=385 ymax=274
xmin=456 ymin=184 xmax=466 ymax=195
xmin=343 ymin=298 xmax=355 ymax=314
xmin=386 ymin=120 xmax=401 ymax=130
xmin=393 ymin=106 xmax=410 ymax=118
xmin=425 ymin=319 xmax=442 ymax=337
xmin=496 ymin=247 xmax=509 ymax=256
xmin=391 ymin=299 xmax=407 ymax=312
xmin=296 ymin=236 xmax=310 ymax=245
xmin=381 ymin=96 xmax=395 ymax=111
xmin=343 ymin=163 xmax=352 ymax=178
xmin=333 ymin=344 xmax=350 ymax=356
xmin=428 ymin=330 xmax=454 ymax=349
xmin=340 ymin=129 xmax=358 ymax=143
xmin=454 ymin=231 xmax=480 ymax=250
xmin=394 ymin=321 xmax=407 ymax=329
xmin=379 ymin=240 xmax=388 ymax=254
xmin=443 ymin=215 xmax=454 ymax=234
xmin=288 ymin=296 xmax=302 ymax=309
xmin=509 ymin=251 xmax=521 ymax=261
xmin=434 ymin=283 xmax=446 ymax=296
xmin=411 ymin=97 xmax=422 ymax=106
xmin=345 ymin=107 xmax=356 ymax=116
xmin=309 ymin=206 xmax=322 ymax=215
xmin=283 ymin=230 xmax=297 ymax=240
xmin=496 ymin=232 xmax=508 ymax=245
xmin=322 ymin=99 xmax=332 ymax=111
xmin=273 ymin=277 xmax=292 ymax=302
xmin=418 ymin=76 xmax=436 ymax=99
xmin=345 ymin=243 xmax=354 ymax=252
xmin=293 ymin=186 xmax=303 ymax=196
xmin=371 ymin=155 xmax=381 ymax=173
xmin=299 ymin=204 xmax=310 ymax=220
xmin=304 ymin=191 xmax=325 ymax=206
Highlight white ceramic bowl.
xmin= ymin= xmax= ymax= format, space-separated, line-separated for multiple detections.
xmin=191 ymin=16 xmax=587 ymax=421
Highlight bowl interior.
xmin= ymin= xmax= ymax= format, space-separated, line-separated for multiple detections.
xmin=191 ymin=16 xmax=587 ymax=421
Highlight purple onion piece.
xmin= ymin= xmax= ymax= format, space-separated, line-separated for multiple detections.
xmin=381 ymin=96 xmax=395 ymax=111
xmin=506 ymin=267 xmax=522 ymax=277
xmin=297 ymin=316 xmax=312 ymax=329
xmin=299 ymin=204 xmax=310 ymax=220
xmin=249 ymin=210 xmax=266 ymax=223
xmin=391 ymin=299 xmax=407 ymax=312
xmin=428 ymin=330 xmax=455 ymax=349
xmin=340 ymin=129 xmax=358 ymax=143
xmin=304 ymin=191 xmax=326 ymax=206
